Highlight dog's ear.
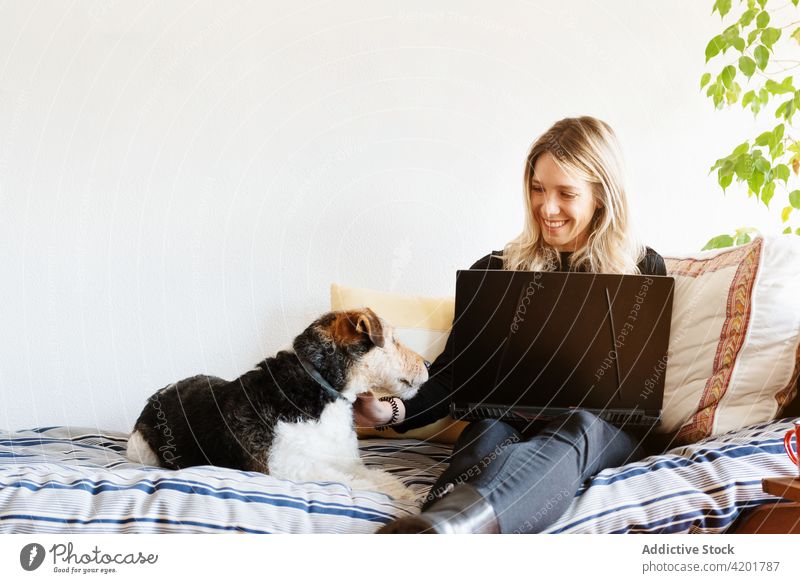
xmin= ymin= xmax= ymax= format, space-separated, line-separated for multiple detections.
xmin=355 ymin=308 xmax=385 ymax=348
xmin=331 ymin=309 xmax=385 ymax=349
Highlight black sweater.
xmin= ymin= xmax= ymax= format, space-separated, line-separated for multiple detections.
xmin=394 ymin=247 xmax=668 ymax=432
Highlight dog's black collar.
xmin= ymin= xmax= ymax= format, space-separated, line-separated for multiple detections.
xmin=295 ymin=354 xmax=349 ymax=402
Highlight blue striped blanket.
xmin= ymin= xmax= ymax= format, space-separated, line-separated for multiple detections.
xmin=1 ymin=419 xmax=796 ymax=533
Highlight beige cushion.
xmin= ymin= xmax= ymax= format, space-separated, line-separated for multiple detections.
xmin=661 ymin=236 xmax=800 ymax=443
xmin=330 ymin=283 xmax=467 ymax=443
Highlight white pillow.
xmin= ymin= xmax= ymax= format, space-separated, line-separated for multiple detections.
xmin=660 ymin=235 xmax=800 ymax=443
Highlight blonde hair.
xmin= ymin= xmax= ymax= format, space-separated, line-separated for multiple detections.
xmin=500 ymin=116 xmax=645 ymax=274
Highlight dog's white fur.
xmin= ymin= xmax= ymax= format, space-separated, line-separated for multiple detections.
xmin=126 ymin=431 xmax=161 ymax=467
xmin=267 ymin=399 xmax=415 ymax=500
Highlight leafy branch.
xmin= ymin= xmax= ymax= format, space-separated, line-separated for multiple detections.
xmin=701 ymin=0 xmax=800 ymax=248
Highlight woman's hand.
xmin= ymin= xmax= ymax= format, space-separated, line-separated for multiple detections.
xmin=353 ymin=392 xmax=405 ymax=428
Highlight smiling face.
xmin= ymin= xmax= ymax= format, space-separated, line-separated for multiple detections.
xmin=529 ymin=152 xmax=600 ymax=252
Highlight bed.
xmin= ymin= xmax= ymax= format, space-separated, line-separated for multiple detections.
xmin=1 ymin=417 xmax=797 ymax=534
xmin=4 ymin=237 xmax=799 ymax=534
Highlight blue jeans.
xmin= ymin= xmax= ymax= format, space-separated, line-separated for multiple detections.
xmin=425 ymin=410 xmax=648 ymax=533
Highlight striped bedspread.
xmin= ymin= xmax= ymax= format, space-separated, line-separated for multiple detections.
xmin=1 ymin=419 xmax=796 ymax=533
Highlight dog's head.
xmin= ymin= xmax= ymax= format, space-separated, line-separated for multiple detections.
xmin=292 ymin=308 xmax=429 ymax=401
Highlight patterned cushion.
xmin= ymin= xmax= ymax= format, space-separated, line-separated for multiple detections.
xmin=661 ymin=236 xmax=800 ymax=444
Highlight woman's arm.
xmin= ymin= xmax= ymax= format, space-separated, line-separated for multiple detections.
xmin=640 ymin=247 xmax=667 ymax=276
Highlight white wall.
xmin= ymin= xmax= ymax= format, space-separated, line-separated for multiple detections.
xmin=0 ymin=0 xmax=787 ymax=431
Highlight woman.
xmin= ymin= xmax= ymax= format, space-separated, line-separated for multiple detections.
xmin=355 ymin=116 xmax=667 ymax=534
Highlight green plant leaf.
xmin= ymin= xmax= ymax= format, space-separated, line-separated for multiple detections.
xmin=756 ymin=10 xmax=770 ymax=29
xmin=738 ymin=56 xmax=756 ymax=77
xmin=766 ymin=79 xmax=795 ymax=95
xmin=755 ymin=130 xmax=773 ymax=146
xmin=757 ymin=0 xmax=767 ymax=8
xmin=748 ymin=170 xmax=766 ymax=193
xmin=784 ymin=226 xmax=793 ymax=233
xmin=721 ymin=25 xmax=744 ymax=54
xmin=705 ymin=35 xmax=725 ymax=62
xmin=702 ymin=234 xmax=735 ymax=250
xmin=754 ymin=44 xmax=769 ymax=70
xmin=761 ymin=181 xmax=775 ymax=206
xmin=735 ymin=155 xmax=755 ymax=178
xmin=712 ymin=156 xmax=735 ymax=175
xmin=732 ymin=141 xmax=750 ymax=156
xmin=723 ymin=158 xmax=735 ymax=174
xmin=713 ymin=0 xmax=733 ymax=17
xmin=725 ymin=82 xmax=741 ymax=105
xmin=720 ymin=66 xmax=737 ymax=90
xmin=743 ymin=88 xmax=766 ymax=115
xmin=761 ymin=27 xmax=782 ymax=50
xmin=790 ymin=190 xmax=800 ymax=208
xmin=771 ymin=141 xmax=785 ymax=160
xmin=776 ymin=97 xmax=797 ymax=123
xmin=710 ymin=155 xmax=731 ymax=172
xmin=782 ymin=205 xmax=794 ymax=222
xmin=754 ymin=156 xmax=770 ymax=172
xmin=740 ymin=9 xmax=757 ymax=26
xmin=735 ymin=232 xmax=752 ymax=245
xmin=701 ymin=72 xmax=712 ymax=89
xmin=776 ymin=163 xmax=790 ymax=182
xmin=748 ymin=28 xmax=761 ymax=46
xmin=792 ymin=28 xmax=800 ymax=44
xmin=777 ymin=99 xmax=788 ymax=118
xmin=708 ymin=82 xmax=725 ymax=108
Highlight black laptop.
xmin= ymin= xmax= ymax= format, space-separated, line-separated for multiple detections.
xmin=449 ymin=269 xmax=675 ymax=428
